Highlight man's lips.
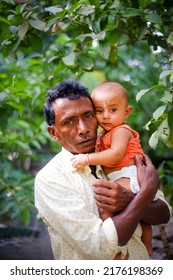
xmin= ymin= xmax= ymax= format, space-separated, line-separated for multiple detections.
xmin=77 ymin=138 xmax=95 ymax=145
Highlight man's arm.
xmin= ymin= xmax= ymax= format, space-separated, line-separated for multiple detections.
xmin=141 ymin=197 xmax=170 ymax=225
xmin=93 ymin=155 xmax=170 ymax=246
xmin=135 ymin=155 xmax=170 ymax=225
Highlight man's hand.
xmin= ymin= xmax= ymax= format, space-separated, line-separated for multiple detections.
xmin=93 ymin=155 xmax=159 ymax=218
xmin=135 ymin=154 xmax=159 ymax=199
xmin=93 ymin=179 xmax=134 ymax=214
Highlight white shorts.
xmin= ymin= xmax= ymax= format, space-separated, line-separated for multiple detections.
xmin=107 ymin=165 xmax=140 ymax=194
xmin=107 ymin=165 xmax=158 ymax=200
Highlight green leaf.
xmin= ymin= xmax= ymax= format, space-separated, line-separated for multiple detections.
xmin=149 ymin=131 xmax=158 ymax=149
xmin=16 ymin=140 xmax=30 ymax=150
xmin=160 ymin=91 xmax=173 ymax=103
xmin=110 ymin=0 xmax=120 ymax=9
xmin=31 ymin=140 xmax=41 ymax=149
xmin=77 ymin=33 xmax=93 ymax=41
xmin=166 ymin=130 xmax=173 ymax=148
xmin=93 ymin=31 xmax=106 ymax=41
xmin=170 ymin=73 xmax=173 ymax=83
xmin=158 ymin=119 xmax=170 ymax=143
xmin=136 ymin=88 xmax=150 ymax=101
xmin=167 ymin=32 xmax=173 ymax=46
xmin=149 ymin=119 xmax=170 ymax=149
xmin=160 ymin=70 xmax=173 ymax=80
xmin=168 ymin=109 xmax=173 ymax=131
xmin=62 ymin=52 xmax=76 ymax=65
xmin=145 ymin=13 xmax=162 ymax=25
xmin=29 ymin=19 xmax=46 ymax=31
xmin=138 ymin=0 xmax=151 ymax=9
xmin=22 ymin=208 xmax=30 ymax=225
xmin=98 ymin=42 xmax=111 ymax=59
xmin=89 ymin=0 xmax=100 ymax=8
xmin=0 ymin=16 xmax=11 ymax=25
xmin=153 ymin=105 xmax=166 ymax=120
xmin=100 ymin=15 xmax=108 ymax=30
xmin=18 ymin=21 xmax=29 ymax=40
xmin=58 ymin=21 xmax=70 ymax=30
xmin=13 ymin=119 xmax=30 ymax=129
xmin=121 ymin=8 xmax=143 ymax=18
xmin=77 ymin=4 xmax=95 ymax=16
xmin=77 ymin=53 xmax=94 ymax=70
xmin=45 ymin=6 xmax=63 ymax=15
xmin=136 ymin=84 xmax=166 ymax=101
xmin=7 ymin=101 xmax=24 ymax=117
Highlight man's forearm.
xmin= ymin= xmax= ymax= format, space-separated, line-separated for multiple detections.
xmin=141 ymin=198 xmax=170 ymax=225
xmin=111 ymin=187 xmax=156 ymax=246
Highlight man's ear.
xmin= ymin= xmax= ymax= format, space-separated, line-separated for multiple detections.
xmin=47 ymin=126 xmax=59 ymax=141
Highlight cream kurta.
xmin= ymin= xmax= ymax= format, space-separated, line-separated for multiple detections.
xmin=35 ymin=148 xmax=168 ymax=260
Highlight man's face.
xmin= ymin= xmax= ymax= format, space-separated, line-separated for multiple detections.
xmin=48 ymin=96 xmax=98 ymax=154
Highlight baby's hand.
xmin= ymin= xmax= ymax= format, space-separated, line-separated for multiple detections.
xmin=71 ymin=154 xmax=89 ymax=169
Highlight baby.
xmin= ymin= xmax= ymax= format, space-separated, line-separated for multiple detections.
xmin=71 ymin=81 xmax=153 ymax=257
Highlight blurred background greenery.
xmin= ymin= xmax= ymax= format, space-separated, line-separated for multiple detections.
xmin=0 ymin=0 xmax=172 ymax=226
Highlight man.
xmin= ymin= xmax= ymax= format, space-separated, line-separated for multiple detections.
xmin=35 ymin=79 xmax=170 ymax=260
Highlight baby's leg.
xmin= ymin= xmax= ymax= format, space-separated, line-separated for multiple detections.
xmin=141 ymin=223 xmax=153 ymax=256
xmin=114 ymin=251 xmax=129 ymax=260
xmin=114 ymin=177 xmax=131 ymax=191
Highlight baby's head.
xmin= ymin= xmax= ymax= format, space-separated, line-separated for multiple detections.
xmin=91 ymin=81 xmax=132 ymax=130
xmin=92 ymin=81 xmax=128 ymax=105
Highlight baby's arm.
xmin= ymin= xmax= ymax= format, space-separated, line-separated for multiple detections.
xmin=71 ymin=127 xmax=133 ymax=168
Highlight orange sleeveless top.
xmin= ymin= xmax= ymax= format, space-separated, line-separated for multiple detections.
xmin=95 ymin=124 xmax=144 ymax=168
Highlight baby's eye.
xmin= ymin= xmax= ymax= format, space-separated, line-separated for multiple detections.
xmin=110 ymin=108 xmax=116 ymax=113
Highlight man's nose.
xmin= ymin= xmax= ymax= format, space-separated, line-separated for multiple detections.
xmin=78 ymin=119 xmax=89 ymax=134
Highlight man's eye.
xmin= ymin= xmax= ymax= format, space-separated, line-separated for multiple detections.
xmin=85 ymin=112 xmax=94 ymax=118
xmin=64 ymin=120 xmax=75 ymax=126
xmin=95 ymin=109 xmax=102 ymax=114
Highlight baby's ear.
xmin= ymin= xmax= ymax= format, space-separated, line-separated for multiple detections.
xmin=125 ymin=106 xmax=132 ymax=118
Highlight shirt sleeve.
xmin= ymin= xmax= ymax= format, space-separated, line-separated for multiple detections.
xmin=155 ymin=189 xmax=172 ymax=216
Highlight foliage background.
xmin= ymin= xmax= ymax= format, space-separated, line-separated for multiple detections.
xmin=0 ymin=0 xmax=173 ymax=225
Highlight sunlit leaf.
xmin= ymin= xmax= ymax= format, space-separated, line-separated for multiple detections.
xmin=45 ymin=6 xmax=63 ymax=15
xmin=160 ymin=70 xmax=173 ymax=80
xmin=149 ymin=131 xmax=158 ymax=149
xmin=136 ymin=88 xmax=150 ymax=101
xmin=29 ymin=19 xmax=46 ymax=31
xmin=77 ymin=4 xmax=95 ymax=16
xmin=62 ymin=52 xmax=76 ymax=65
xmin=153 ymin=105 xmax=166 ymax=120
xmin=18 ymin=21 xmax=29 ymax=40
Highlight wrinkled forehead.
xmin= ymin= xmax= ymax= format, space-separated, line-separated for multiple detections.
xmin=53 ymin=96 xmax=94 ymax=118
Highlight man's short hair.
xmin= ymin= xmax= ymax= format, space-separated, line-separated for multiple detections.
xmin=44 ymin=79 xmax=93 ymax=126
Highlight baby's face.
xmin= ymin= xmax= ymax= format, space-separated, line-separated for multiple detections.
xmin=92 ymin=88 xmax=132 ymax=131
